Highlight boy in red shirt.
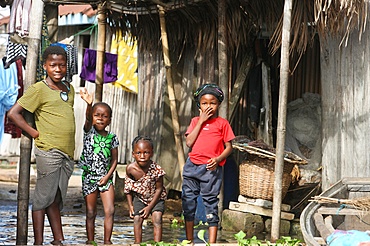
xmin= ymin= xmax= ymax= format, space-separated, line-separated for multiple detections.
xmin=182 ymin=84 xmax=235 ymax=244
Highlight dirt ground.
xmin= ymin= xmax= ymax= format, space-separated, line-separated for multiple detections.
xmin=60 ymin=173 xmax=184 ymax=223
xmin=0 ymin=167 xmax=183 ymax=223
xmin=113 ymin=198 xmax=183 ymax=219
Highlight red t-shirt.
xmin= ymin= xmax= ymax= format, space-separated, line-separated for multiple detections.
xmin=185 ymin=116 xmax=235 ymax=166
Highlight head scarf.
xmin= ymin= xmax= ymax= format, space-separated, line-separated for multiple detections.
xmin=194 ymin=84 xmax=224 ymax=108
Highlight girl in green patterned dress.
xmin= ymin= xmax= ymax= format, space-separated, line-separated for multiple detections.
xmin=79 ymin=88 xmax=119 ymax=245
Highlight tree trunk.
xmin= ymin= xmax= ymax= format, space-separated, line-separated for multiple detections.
xmin=16 ymin=0 xmax=44 ymax=244
xmin=271 ymin=0 xmax=293 ymax=241
xmin=158 ymin=6 xmax=186 ymax=177
xmin=95 ymin=3 xmax=106 ymax=102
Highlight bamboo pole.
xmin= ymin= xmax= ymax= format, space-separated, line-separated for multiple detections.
xmin=271 ymin=0 xmax=293 ymax=241
xmin=16 ymin=0 xmax=44 ymax=244
xmin=158 ymin=6 xmax=186 ymax=176
xmin=95 ymin=3 xmax=106 ymax=102
xmin=218 ymin=0 xmax=228 ymax=217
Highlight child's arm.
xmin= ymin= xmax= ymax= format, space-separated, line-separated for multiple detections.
xmin=126 ymin=192 xmax=135 ymax=218
xmin=140 ymin=175 xmax=164 ymax=219
xmin=206 ymin=141 xmax=233 ymax=170
xmin=80 ymin=88 xmax=93 ymax=132
xmin=185 ymin=108 xmax=213 ymax=147
xmin=99 ymin=147 xmax=118 ymax=186
xmin=7 ymin=103 xmax=39 ymax=138
xmin=125 ymin=165 xmax=135 ymax=218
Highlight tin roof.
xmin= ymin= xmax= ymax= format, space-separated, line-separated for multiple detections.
xmin=0 ymin=4 xmax=97 ymax=26
xmin=58 ymin=4 xmax=97 ymax=17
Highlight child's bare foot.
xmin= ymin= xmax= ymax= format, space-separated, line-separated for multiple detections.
xmin=104 ymin=240 xmax=113 ymax=244
xmin=85 ymin=240 xmax=96 ymax=245
xmin=51 ymin=240 xmax=63 ymax=245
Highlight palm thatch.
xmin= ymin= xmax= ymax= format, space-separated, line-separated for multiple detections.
xmin=113 ymin=0 xmax=368 ymax=63
xmin=311 ymin=196 xmax=370 ymax=212
xmin=42 ymin=0 xmax=368 ymax=61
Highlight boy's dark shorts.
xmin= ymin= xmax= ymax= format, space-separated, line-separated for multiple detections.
xmin=133 ymin=196 xmax=165 ymax=216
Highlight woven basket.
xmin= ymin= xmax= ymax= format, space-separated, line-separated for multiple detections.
xmin=239 ymin=155 xmax=294 ymax=201
xmin=234 ymin=143 xmax=303 ymax=201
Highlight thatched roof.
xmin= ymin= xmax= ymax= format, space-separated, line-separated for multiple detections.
xmin=112 ymin=0 xmax=367 ymax=57
xmin=4 ymin=0 xmax=368 ymax=56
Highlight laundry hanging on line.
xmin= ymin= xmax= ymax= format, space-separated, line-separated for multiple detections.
xmin=80 ymin=48 xmax=118 ymax=83
xmin=8 ymin=0 xmax=31 ymax=38
xmin=0 ymin=61 xmax=19 ymax=144
xmin=4 ymin=59 xmax=24 ymax=139
xmin=2 ymin=36 xmax=27 ymax=69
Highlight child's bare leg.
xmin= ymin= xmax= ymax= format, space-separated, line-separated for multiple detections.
xmin=32 ymin=209 xmax=46 ymax=245
xmin=46 ymin=200 xmax=64 ymax=244
xmin=208 ymin=226 xmax=218 ymax=243
xmin=152 ymin=211 xmax=163 ymax=242
xmin=85 ymin=191 xmax=98 ymax=243
xmin=100 ymin=186 xmax=115 ymax=244
xmin=133 ymin=215 xmax=144 ymax=243
xmin=185 ymin=220 xmax=194 ymax=243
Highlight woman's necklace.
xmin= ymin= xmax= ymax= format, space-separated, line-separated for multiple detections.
xmin=43 ymin=80 xmax=70 ymax=102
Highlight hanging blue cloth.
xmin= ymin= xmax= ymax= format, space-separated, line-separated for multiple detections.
xmin=0 ymin=61 xmax=19 ymax=144
xmin=327 ymin=229 xmax=370 ymax=246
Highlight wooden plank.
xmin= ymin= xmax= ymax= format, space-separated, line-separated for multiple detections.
xmin=320 ymin=37 xmax=342 ymax=190
xmin=313 ymin=213 xmax=331 ymax=240
xmin=257 ymin=62 xmax=273 ymax=146
xmin=237 ymin=195 xmax=291 ymax=212
xmin=347 ymin=185 xmax=370 ymax=192
xmin=229 ymin=202 xmax=295 ymax=220
xmin=342 ymin=177 xmax=370 ymax=185
xmin=317 ymin=207 xmax=370 ymax=216
xmin=228 ymin=51 xmax=253 ymax=122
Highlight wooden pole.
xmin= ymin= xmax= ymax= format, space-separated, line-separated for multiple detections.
xmin=218 ymin=0 xmax=228 ymax=216
xmin=16 ymin=0 xmax=44 ymax=244
xmin=95 ymin=3 xmax=106 ymax=102
xmin=271 ymin=0 xmax=293 ymax=241
xmin=158 ymin=6 xmax=186 ymax=176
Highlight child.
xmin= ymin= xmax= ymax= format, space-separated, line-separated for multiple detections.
xmin=79 ymin=88 xmax=119 ymax=245
xmin=7 ymin=45 xmax=75 ymax=245
xmin=124 ymin=136 xmax=167 ymax=243
xmin=182 ymin=83 xmax=235 ymax=244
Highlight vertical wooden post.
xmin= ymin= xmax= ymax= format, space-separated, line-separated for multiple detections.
xmin=218 ymin=0 xmax=228 ymax=216
xmin=16 ymin=0 xmax=44 ymax=244
xmin=158 ymin=5 xmax=186 ymax=176
xmin=95 ymin=3 xmax=106 ymax=102
xmin=271 ymin=0 xmax=293 ymax=241
xmin=45 ymin=4 xmax=58 ymax=43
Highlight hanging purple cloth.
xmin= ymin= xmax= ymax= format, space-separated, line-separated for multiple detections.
xmin=79 ymin=48 xmax=118 ymax=83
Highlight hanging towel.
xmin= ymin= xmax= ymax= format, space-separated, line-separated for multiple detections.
xmin=0 ymin=62 xmax=19 ymax=144
xmin=80 ymin=48 xmax=118 ymax=83
xmin=8 ymin=0 xmax=31 ymax=38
